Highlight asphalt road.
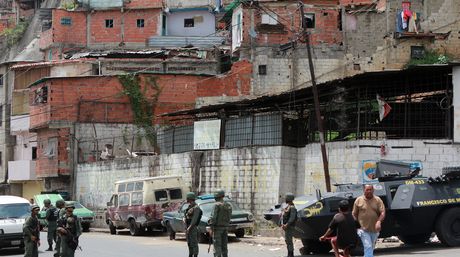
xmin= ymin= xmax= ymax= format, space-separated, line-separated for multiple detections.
xmin=1 ymin=231 xmax=459 ymax=257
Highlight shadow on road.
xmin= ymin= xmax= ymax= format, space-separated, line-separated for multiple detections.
xmin=115 ymin=230 xmax=168 ymax=237
xmin=293 ymin=243 xmax=458 ymax=257
xmin=0 ymin=248 xmax=24 ymax=256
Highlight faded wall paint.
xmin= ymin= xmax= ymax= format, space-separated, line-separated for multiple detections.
xmin=76 ymin=146 xmax=289 ymax=225
xmin=77 ymin=139 xmax=460 ymax=229
xmin=166 ymin=10 xmax=215 ymax=37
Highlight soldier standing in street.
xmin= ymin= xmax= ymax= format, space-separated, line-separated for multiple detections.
xmin=23 ymin=205 xmax=40 ymax=257
xmin=184 ymin=192 xmax=202 ymax=257
xmin=57 ymin=203 xmax=82 ymax=257
xmin=44 ymin=199 xmax=58 ymax=251
xmin=54 ymin=200 xmax=66 ymax=257
xmin=281 ymin=193 xmax=297 ymax=257
xmin=209 ymin=189 xmax=232 ymax=257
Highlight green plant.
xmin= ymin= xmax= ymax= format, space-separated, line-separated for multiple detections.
xmin=118 ymin=74 xmax=162 ymax=148
xmin=405 ymin=49 xmax=450 ymax=68
xmin=60 ymin=0 xmax=77 ymax=10
xmin=1 ymin=20 xmax=30 ymax=47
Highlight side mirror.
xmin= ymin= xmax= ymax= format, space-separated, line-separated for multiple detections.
xmin=106 ymin=202 xmax=112 ymax=207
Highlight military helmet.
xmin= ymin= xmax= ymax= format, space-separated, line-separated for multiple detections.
xmin=65 ymin=203 xmax=75 ymax=209
xmin=186 ymin=192 xmax=196 ymax=200
xmin=43 ymin=199 xmax=51 ymax=204
xmin=56 ymin=199 xmax=65 ymax=208
xmin=285 ymin=193 xmax=295 ymax=202
xmin=214 ymin=189 xmax=225 ymax=198
xmin=31 ymin=204 xmax=40 ymax=211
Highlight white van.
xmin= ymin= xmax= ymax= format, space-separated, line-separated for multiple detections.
xmin=0 ymin=195 xmax=31 ymax=250
xmin=105 ymin=175 xmax=189 ymax=236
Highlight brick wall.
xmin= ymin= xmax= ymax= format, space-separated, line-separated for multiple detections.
xmin=52 ymin=9 xmax=87 ymax=47
xmin=125 ymin=0 xmax=163 ymax=9
xmin=239 ymin=1 xmax=341 ymax=48
xmin=36 ymin=128 xmax=70 ymax=178
xmin=89 ymin=9 xmax=160 ymax=44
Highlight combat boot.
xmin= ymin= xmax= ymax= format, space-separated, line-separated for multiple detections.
xmin=287 ymin=250 xmax=294 ymax=257
xmin=46 ymin=239 xmax=53 ymax=251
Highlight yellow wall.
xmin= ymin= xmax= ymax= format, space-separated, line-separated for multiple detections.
xmin=22 ymin=181 xmax=43 ymax=201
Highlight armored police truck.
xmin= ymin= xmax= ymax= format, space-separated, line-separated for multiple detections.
xmin=264 ymin=160 xmax=460 ymax=255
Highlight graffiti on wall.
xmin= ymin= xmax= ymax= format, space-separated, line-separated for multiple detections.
xmin=361 ymin=160 xmax=423 ymax=184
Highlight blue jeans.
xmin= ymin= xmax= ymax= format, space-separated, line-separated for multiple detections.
xmin=357 ymin=229 xmax=379 ymax=257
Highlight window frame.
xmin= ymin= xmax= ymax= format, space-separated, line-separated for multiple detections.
xmin=136 ymin=19 xmax=145 ymax=28
xmin=105 ymin=19 xmax=114 ymax=28
xmin=60 ymin=17 xmax=72 ymax=26
xmin=184 ymin=18 xmax=194 ymax=28
xmin=154 ymin=190 xmax=168 ymax=202
xmin=118 ymin=193 xmax=130 ymax=206
xmin=168 ymin=188 xmax=183 ymax=200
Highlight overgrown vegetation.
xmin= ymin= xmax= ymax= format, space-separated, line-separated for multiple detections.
xmin=118 ymin=74 xmax=162 ymax=149
xmin=405 ymin=50 xmax=450 ymax=68
xmin=0 ymin=20 xmax=30 ymax=47
xmin=60 ymin=0 xmax=78 ymax=10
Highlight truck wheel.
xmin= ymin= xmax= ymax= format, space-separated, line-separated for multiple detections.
xmin=82 ymin=223 xmax=90 ymax=232
xmin=399 ymin=233 xmax=431 ymax=245
xmin=235 ymin=228 xmax=245 ymax=238
xmin=300 ymin=239 xmax=332 ymax=255
xmin=108 ymin=221 xmax=116 ymax=235
xmin=436 ymin=207 xmax=460 ymax=246
xmin=129 ymin=219 xmax=141 ymax=236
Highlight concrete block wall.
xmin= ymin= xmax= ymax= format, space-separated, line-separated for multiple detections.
xmin=299 ymin=139 xmax=460 ymax=194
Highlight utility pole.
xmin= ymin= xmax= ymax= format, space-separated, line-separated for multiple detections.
xmin=299 ymin=2 xmax=331 ymax=192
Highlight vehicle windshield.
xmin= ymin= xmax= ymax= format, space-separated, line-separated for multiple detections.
xmin=67 ymin=202 xmax=84 ymax=208
xmin=199 ymin=200 xmax=241 ymax=214
xmin=0 ymin=203 xmax=30 ymax=219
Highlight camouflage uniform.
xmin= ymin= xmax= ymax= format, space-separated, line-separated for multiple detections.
xmin=54 ymin=200 xmax=66 ymax=257
xmin=282 ymin=193 xmax=297 ymax=257
xmin=45 ymin=204 xmax=58 ymax=251
xmin=185 ymin=192 xmax=202 ymax=257
xmin=23 ymin=205 xmax=40 ymax=257
xmin=57 ymin=207 xmax=82 ymax=257
xmin=209 ymin=190 xmax=232 ymax=257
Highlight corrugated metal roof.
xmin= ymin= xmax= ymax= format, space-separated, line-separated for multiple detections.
xmin=148 ymin=36 xmax=226 ymax=49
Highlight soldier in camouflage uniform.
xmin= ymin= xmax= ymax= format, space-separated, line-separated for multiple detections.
xmin=43 ymin=199 xmax=58 ymax=251
xmin=57 ymin=203 xmax=82 ymax=257
xmin=209 ymin=189 xmax=232 ymax=257
xmin=184 ymin=192 xmax=202 ymax=257
xmin=281 ymin=193 xmax=297 ymax=257
xmin=23 ymin=205 xmax=40 ymax=257
xmin=54 ymin=200 xmax=66 ymax=257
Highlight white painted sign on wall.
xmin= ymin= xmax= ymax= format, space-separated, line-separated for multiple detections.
xmin=194 ymin=120 xmax=221 ymax=150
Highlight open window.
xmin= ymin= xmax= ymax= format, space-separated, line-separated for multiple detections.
xmin=155 ymin=190 xmax=168 ymax=202
xmin=44 ymin=137 xmax=57 ymax=159
xmin=34 ymin=86 xmax=48 ymax=104
xmin=169 ymin=188 xmax=182 ymax=200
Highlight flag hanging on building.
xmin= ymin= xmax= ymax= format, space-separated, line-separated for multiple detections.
xmin=377 ymin=94 xmax=391 ymax=121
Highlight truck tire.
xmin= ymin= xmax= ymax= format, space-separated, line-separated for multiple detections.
xmin=108 ymin=221 xmax=116 ymax=235
xmin=436 ymin=207 xmax=460 ymax=247
xmin=82 ymin=223 xmax=90 ymax=232
xmin=129 ymin=219 xmax=142 ymax=236
xmin=399 ymin=233 xmax=431 ymax=245
xmin=235 ymin=228 xmax=245 ymax=238
xmin=300 ymin=239 xmax=332 ymax=255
